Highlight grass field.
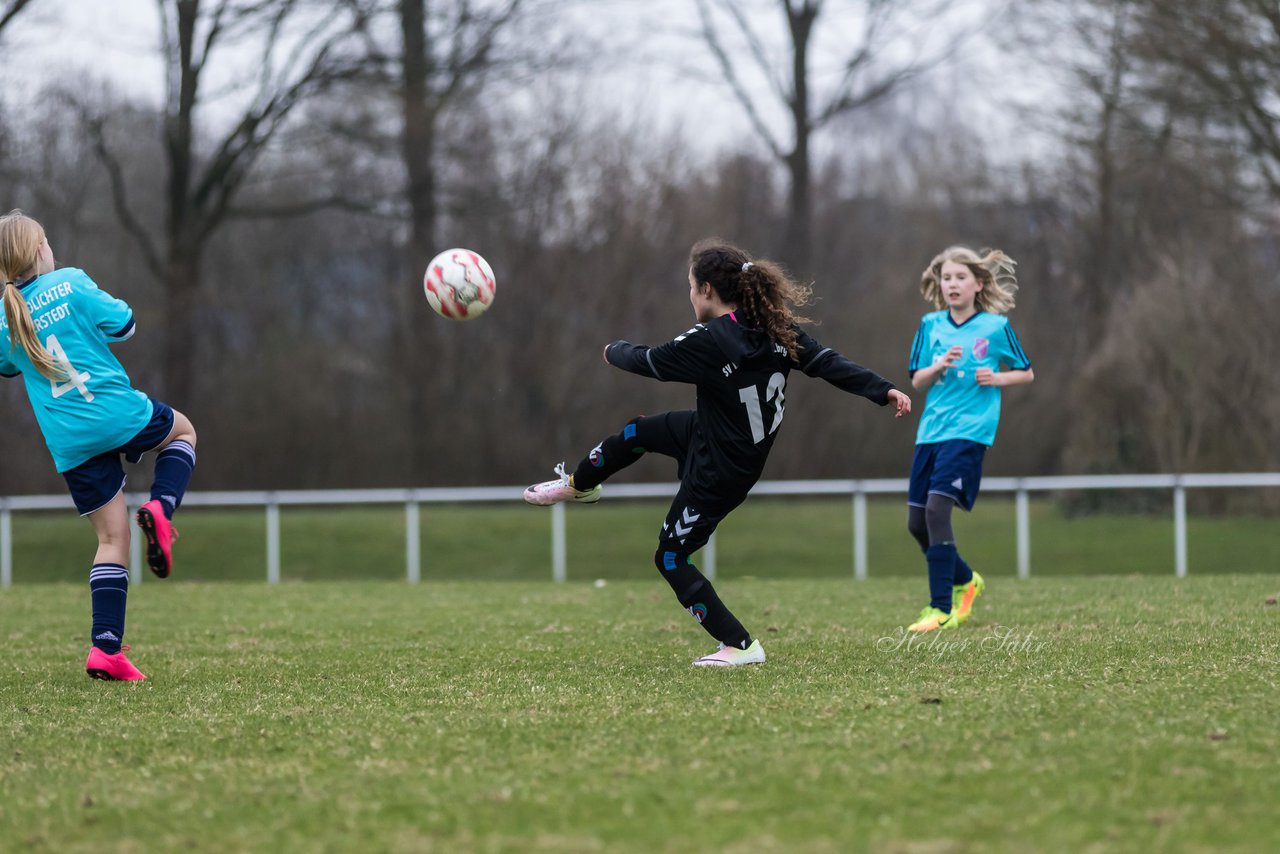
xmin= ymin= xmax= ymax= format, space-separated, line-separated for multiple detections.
xmin=6 ymin=496 xmax=1280 ymax=583
xmin=2 ymin=575 xmax=1278 ymax=852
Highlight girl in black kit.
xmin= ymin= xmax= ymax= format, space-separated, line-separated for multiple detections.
xmin=525 ymin=240 xmax=911 ymax=666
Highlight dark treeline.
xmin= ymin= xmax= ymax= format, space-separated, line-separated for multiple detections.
xmin=0 ymin=0 xmax=1276 ymax=496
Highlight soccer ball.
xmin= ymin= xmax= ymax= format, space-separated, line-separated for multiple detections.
xmin=423 ymin=248 xmax=496 ymax=320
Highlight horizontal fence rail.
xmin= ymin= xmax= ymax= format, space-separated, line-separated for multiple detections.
xmin=2 ymin=473 xmax=1278 ymax=588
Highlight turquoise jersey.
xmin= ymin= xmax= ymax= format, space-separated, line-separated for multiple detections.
xmin=0 ymin=268 xmax=152 ymax=472
xmin=907 ymin=310 xmax=1030 ymax=446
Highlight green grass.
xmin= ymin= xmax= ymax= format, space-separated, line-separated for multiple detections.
xmin=2 ymin=576 xmax=1278 ymax=852
xmin=6 ymin=497 xmax=1280 ymax=584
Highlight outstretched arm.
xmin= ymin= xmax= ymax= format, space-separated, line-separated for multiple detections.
xmin=603 ymin=325 xmax=719 ymax=384
xmin=795 ymin=330 xmax=895 ymax=403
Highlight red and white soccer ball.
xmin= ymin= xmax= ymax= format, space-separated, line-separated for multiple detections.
xmin=423 ymin=248 xmax=496 ymax=320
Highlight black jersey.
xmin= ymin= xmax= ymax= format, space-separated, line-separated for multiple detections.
xmin=605 ymin=312 xmax=895 ymax=497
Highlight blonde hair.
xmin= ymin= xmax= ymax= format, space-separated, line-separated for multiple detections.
xmin=920 ymin=246 xmax=1019 ymax=314
xmin=0 ymin=210 xmax=62 ymax=380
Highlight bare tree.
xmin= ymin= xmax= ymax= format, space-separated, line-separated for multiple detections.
xmin=1133 ymin=0 xmax=1280 ymax=207
xmin=693 ymin=0 xmax=955 ymax=274
xmin=75 ymin=0 xmax=364 ymax=404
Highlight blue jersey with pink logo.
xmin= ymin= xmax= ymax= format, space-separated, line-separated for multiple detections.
xmin=907 ymin=310 xmax=1030 ymax=446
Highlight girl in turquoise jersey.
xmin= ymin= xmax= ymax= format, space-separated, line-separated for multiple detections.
xmin=0 ymin=211 xmax=198 ymax=680
xmin=904 ymin=246 xmax=1033 ymax=632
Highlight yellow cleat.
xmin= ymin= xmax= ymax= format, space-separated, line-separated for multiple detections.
xmin=907 ymin=606 xmax=956 ymax=632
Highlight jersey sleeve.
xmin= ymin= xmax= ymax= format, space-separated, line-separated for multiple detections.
xmin=73 ymin=272 xmax=136 ymax=342
xmin=794 ymin=329 xmax=894 ymax=405
xmin=605 ymin=324 xmax=720 ymax=384
xmin=998 ymin=319 xmax=1031 ymax=370
xmin=0 ymin=348 xmax=17 ymax=377
xmin=907 ymin=317 xmax=930 ymax=377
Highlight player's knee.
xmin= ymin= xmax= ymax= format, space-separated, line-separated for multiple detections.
xmin=170 ymin=410 xmax=197 ymax=447
xmin=907 ymin=513 xmax=927 ymax=541
xmin=654 ymin=548 xmax=681 ymax=573
xmin=621 ymin=416 xmax=644 ymax=447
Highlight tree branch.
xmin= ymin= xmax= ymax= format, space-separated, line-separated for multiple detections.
xmin=694 ymin=0 xmax=784 ymax=159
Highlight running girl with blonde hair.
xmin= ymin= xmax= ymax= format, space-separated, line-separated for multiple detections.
xmin=0 ymin=211 xmax=196 ymax=680
xmin=524 ymin=239 xmax=911 ymax=666
xmin=904 ymin=246 xmax=1033 ymax=632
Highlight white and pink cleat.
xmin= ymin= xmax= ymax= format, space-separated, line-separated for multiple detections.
xmin=523 ymin=462 xmax=603 ymax=506
xmin=693 ymin=639 xmax=766 ymax=667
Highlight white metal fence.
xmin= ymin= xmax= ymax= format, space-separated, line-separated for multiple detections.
xmin=2 ymin=473 xmax=1278 ymax=588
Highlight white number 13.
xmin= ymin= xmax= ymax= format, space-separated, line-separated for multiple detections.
xmin=738 ymin=372 xmax=786 ymax=444
xmin=46 ymin=334 xmax=94 ymax=401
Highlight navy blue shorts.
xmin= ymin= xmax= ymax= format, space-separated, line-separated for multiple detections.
xmin=908 ymin=439 xmax=987 ymax=512
xmin=62 ymin=399 xmax=177 ymax=516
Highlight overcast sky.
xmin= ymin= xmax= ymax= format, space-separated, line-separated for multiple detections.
xmin=3 ymin=0 xmax=1060 ymax=169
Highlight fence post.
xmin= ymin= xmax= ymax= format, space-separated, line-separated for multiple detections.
xmin=405 ymin=498 xmax=421 ymax=583
xmin=1016 ymin=484 xmax=1030 ymax=579
xmin=1174 ymin=478 xmax=1187 ymax=578
xmin=551 ymin=502 xmax=566 ymax=582
xmin=853 ymin=488 xmax=868 ymax=581
xmin=1 ymin=500 xmax=11 ymax=589
xmin=266 ymin=494 xmax=281 ymax=584
xmin=704 ymin=532 xmax=717 ymax=580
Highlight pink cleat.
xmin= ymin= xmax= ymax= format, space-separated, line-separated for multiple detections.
xmin=136 ymin=499 xmax=178 ymax=579
xmin=86 ymin=645 xmax=146 ymax=681
xmin=523 ymin=462 xmax=603 ymax=506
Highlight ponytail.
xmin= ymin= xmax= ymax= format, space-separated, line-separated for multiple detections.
xmin=689 ymin=239 xmax=812 ymax=360
xmin=3 ymin=281 xmax=62 ymax=380
xmin=0 ymin=210 xmax=63 ymax=380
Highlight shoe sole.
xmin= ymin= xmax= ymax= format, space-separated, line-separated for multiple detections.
xmin=135 ymin=506 xmax=171 ymax=579
xmin=86 ymin=668 xmax=143 ymax=681
xmin=523 ymin=489 xmax=603 ymax=506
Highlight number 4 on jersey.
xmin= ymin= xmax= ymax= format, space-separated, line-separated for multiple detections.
xmin=46 ymin=334 xmax=95 ymax=401
xmin=738 ymin=372 xmax=786 ymax=444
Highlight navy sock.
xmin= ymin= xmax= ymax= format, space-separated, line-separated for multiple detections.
xmin=926 ymin=544 xmax=957 ymax=612
xmin=152 ymin=440 xmax=196 ymax=519
xmin=89 ymin=563 xmax=129 ymax=654
xmin=953 ymin=554 xmax=974 ymax=586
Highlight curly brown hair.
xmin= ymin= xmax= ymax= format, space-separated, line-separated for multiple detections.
xmin=688 ymin=239 xmax=813 ymax=359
